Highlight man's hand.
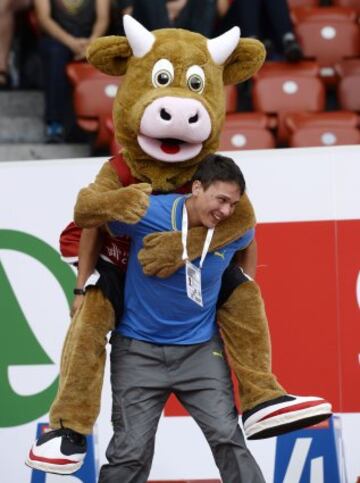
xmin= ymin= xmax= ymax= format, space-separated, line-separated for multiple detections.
xmin=138 ymin=231 xmax=184 ymax=278
xmin=70 ymin=294 xmax=85 ymax=318
xmin=69 ymin=37 xmax=89 ymax=60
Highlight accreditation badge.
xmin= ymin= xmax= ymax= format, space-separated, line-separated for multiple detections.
xmin=185 ymin=260 xmax=203 ymax=307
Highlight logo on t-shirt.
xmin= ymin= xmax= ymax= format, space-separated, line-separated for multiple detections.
xmin=56 ymin=0 xmax=86 ymax=15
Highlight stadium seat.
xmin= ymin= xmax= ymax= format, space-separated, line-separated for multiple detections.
xmin=219 ymin=113 xmax=276 ymax=150
xmin=287 ymin=0 xmax=319 ymax=7
xmin=332 ymin=0 xmax=360 ymax=14
xmin=285 ymin=111 xmax=360 ymax=147
xmin=292 ymin=6 xmax=360 ymax=81
xmin=225 ymin=85 xmax=238 ymax=113
xmin=336 ymin=58 xmax=360 ymax=111
xmin=105 ymin=116 xmax=122 ymax=156
xmin=252 ymin=61 xmax=326 ymax=143
xmin=66 ymin=61 xmax=107 ymax=84
xmin=66 ymin=62 xmax=121 ymax=149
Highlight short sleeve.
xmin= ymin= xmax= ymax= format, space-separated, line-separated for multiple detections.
xmin=107 ymin=221 xmax=134 ymax=237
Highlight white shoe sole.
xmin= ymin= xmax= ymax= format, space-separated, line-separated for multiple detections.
xmin=25 ymin=457 xmax=83 ymax=475
xmin=244 ymin=402 xmax=332 ymax=439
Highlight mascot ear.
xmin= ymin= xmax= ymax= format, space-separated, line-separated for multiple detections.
xmin=223 ymin=38 xmax=266 ymax=86
xmin=86 ymin=35 xmax=132 ymax=76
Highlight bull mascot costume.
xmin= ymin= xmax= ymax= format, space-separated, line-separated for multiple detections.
xmin=27 ymin=15 xmax=331 ymax=474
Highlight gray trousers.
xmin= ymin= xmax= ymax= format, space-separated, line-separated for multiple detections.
xmin=98 ymin=333 xmax=265 ymax=483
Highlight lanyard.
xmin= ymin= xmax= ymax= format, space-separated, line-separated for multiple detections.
xmin=181 ymin=201 xmax=214 ymax=269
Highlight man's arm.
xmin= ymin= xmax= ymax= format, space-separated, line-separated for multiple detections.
xmin=89 ymin=0 xmax=111 ymax=43
xmin=232 ymin=239 xmax=257 ymax=279
xmin=71 ymin=227 xmax=103 ymax=317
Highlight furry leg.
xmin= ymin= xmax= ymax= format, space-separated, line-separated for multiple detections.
xmin=217 ymin=280 xmax=286 ymax=412
xmin=49 ymin=287 xmax=115 ymax=435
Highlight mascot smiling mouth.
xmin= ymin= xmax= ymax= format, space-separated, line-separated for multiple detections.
xmin=138 ymin=95 xmax=212 ymax=163
xmin=137 ymin=133 xmax=203 ymax=162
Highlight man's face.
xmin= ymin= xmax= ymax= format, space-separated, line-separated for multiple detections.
xmin=192 ymin=180 xmax=241 ymax=228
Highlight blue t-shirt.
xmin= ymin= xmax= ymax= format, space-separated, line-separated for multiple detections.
xmin=108 ymin=194 xmax=254 ymax=345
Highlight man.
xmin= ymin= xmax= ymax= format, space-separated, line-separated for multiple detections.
xmin=99 ymin=153 xmax=265 ymax=482
xmin=34 ymin=0 xmax=110 ymax=142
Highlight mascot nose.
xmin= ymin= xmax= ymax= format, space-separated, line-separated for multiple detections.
xmin=160 ymin=108 xmax=171 ymax=121
xmin=160 ymin=107 xmax=199 ymax=125
xmin=141 ymin=96 xmax=211 ymax=142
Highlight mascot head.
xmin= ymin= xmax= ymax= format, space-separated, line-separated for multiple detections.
xmin=87 ymin=15 xmax=265 ymax=190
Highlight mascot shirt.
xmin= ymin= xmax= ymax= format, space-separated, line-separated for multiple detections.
xmin=108 ymin=194 xmax=254 ymax=345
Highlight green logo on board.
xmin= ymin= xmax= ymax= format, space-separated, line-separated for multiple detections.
xmin=0 ymin=230 xmax=75 ymax=427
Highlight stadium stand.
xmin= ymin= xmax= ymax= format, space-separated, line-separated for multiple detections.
xmin=1 ymin=2 xmax=359 ymax=161
xmin=291 ymin=6 xmax=360 ymax=82
xmin=285 ymin=110 xmax=360 ymax=146
xmin=252 ymin=61 xmax=326 ymax=143
xmin=332 ymin=0 xmax=360 ymax=13
xmin=224 ymin=85 xmax=239 ymax=113
xmin=66 ymin=61 xmax=121 ymax=151
xmin=336 ymin=58 xmax=360 ymax=111
xmin=219 ymin=113 xmax=276 ymax=150
xmin=287 ymin=0 xmax=320 ymax=7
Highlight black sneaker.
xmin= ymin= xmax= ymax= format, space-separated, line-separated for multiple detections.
xmin=25 ymin=427 xmax=87 ymax=474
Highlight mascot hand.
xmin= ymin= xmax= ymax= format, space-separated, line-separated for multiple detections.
xmin=113 ymin=183 xmax=152 ymax=223
xmin=138 ymin=231 xmax=184 ymax=278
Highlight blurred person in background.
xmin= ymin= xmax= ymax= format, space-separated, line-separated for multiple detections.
xmin=34 ymin=0 xmax=111 ymax=143
xmin=216 ymin=0 xmax=303 ymax=62
xmin=0 ymin=0 xmax=33 ymax=89
xmin=109 ymin=0 xmax=133 ymax=35
xmin=132 ymin=0 xmax=217 ymax=37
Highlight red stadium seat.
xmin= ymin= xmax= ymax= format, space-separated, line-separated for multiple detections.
xmin=332 ymin=0 xmax=360 ymax=14
xmin=219 ymin=113 xmax=276 ymax=150
xmin=66 ymin=62 xmax=121 ymax=149
xmin=105 ymin=116 xmax=122 ymax=156
xmin=336 ymin=58 xmax=360 ymax=111
xmin=292 ymin=6 xmax=360 ymax=81
xmin=285 ymin=111 xmax=360 ymax=147
xmin=225 ymin=85 xmax=238 ymax=113
xmin=287 ymin=0 xmax=319 ymax=7
xmin=252 ymin=61 xmax=325 ymax=142
xmin=66 ymin=61 xmax=107 ymax=84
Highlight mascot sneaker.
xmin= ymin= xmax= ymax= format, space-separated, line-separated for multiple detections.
xmin=243 ymin=394 xmax=332 ymax=440
xmin=25 ymin=427 xmax=87 ymax=474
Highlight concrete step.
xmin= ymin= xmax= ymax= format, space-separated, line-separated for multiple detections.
xmin=0 ymin=90 xmax=44 ymax=116
xmin=0 ymin=116 xmax=45 ymax=143
xmin=0 ymin=143 xmax=91 ymax=161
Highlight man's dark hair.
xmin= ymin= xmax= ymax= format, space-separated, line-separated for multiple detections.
xmin=192 ymin=154 xmax=246 ymax=195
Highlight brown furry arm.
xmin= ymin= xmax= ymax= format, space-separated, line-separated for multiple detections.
xmin=74 ymin=161 xmax=152 ymax=227
xmin=138 ymin=193 xmax=256 ymax=278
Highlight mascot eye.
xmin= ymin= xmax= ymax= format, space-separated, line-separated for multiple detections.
xmin=187 ymin=74 xmax=203 ymax=92
xmin=155 ymin=70 xmax=172 ymax=87
xmin=186 ymin=65 xmax=205 ymax=93
xmin=152 ymin=59 xmax=174 ymax=88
